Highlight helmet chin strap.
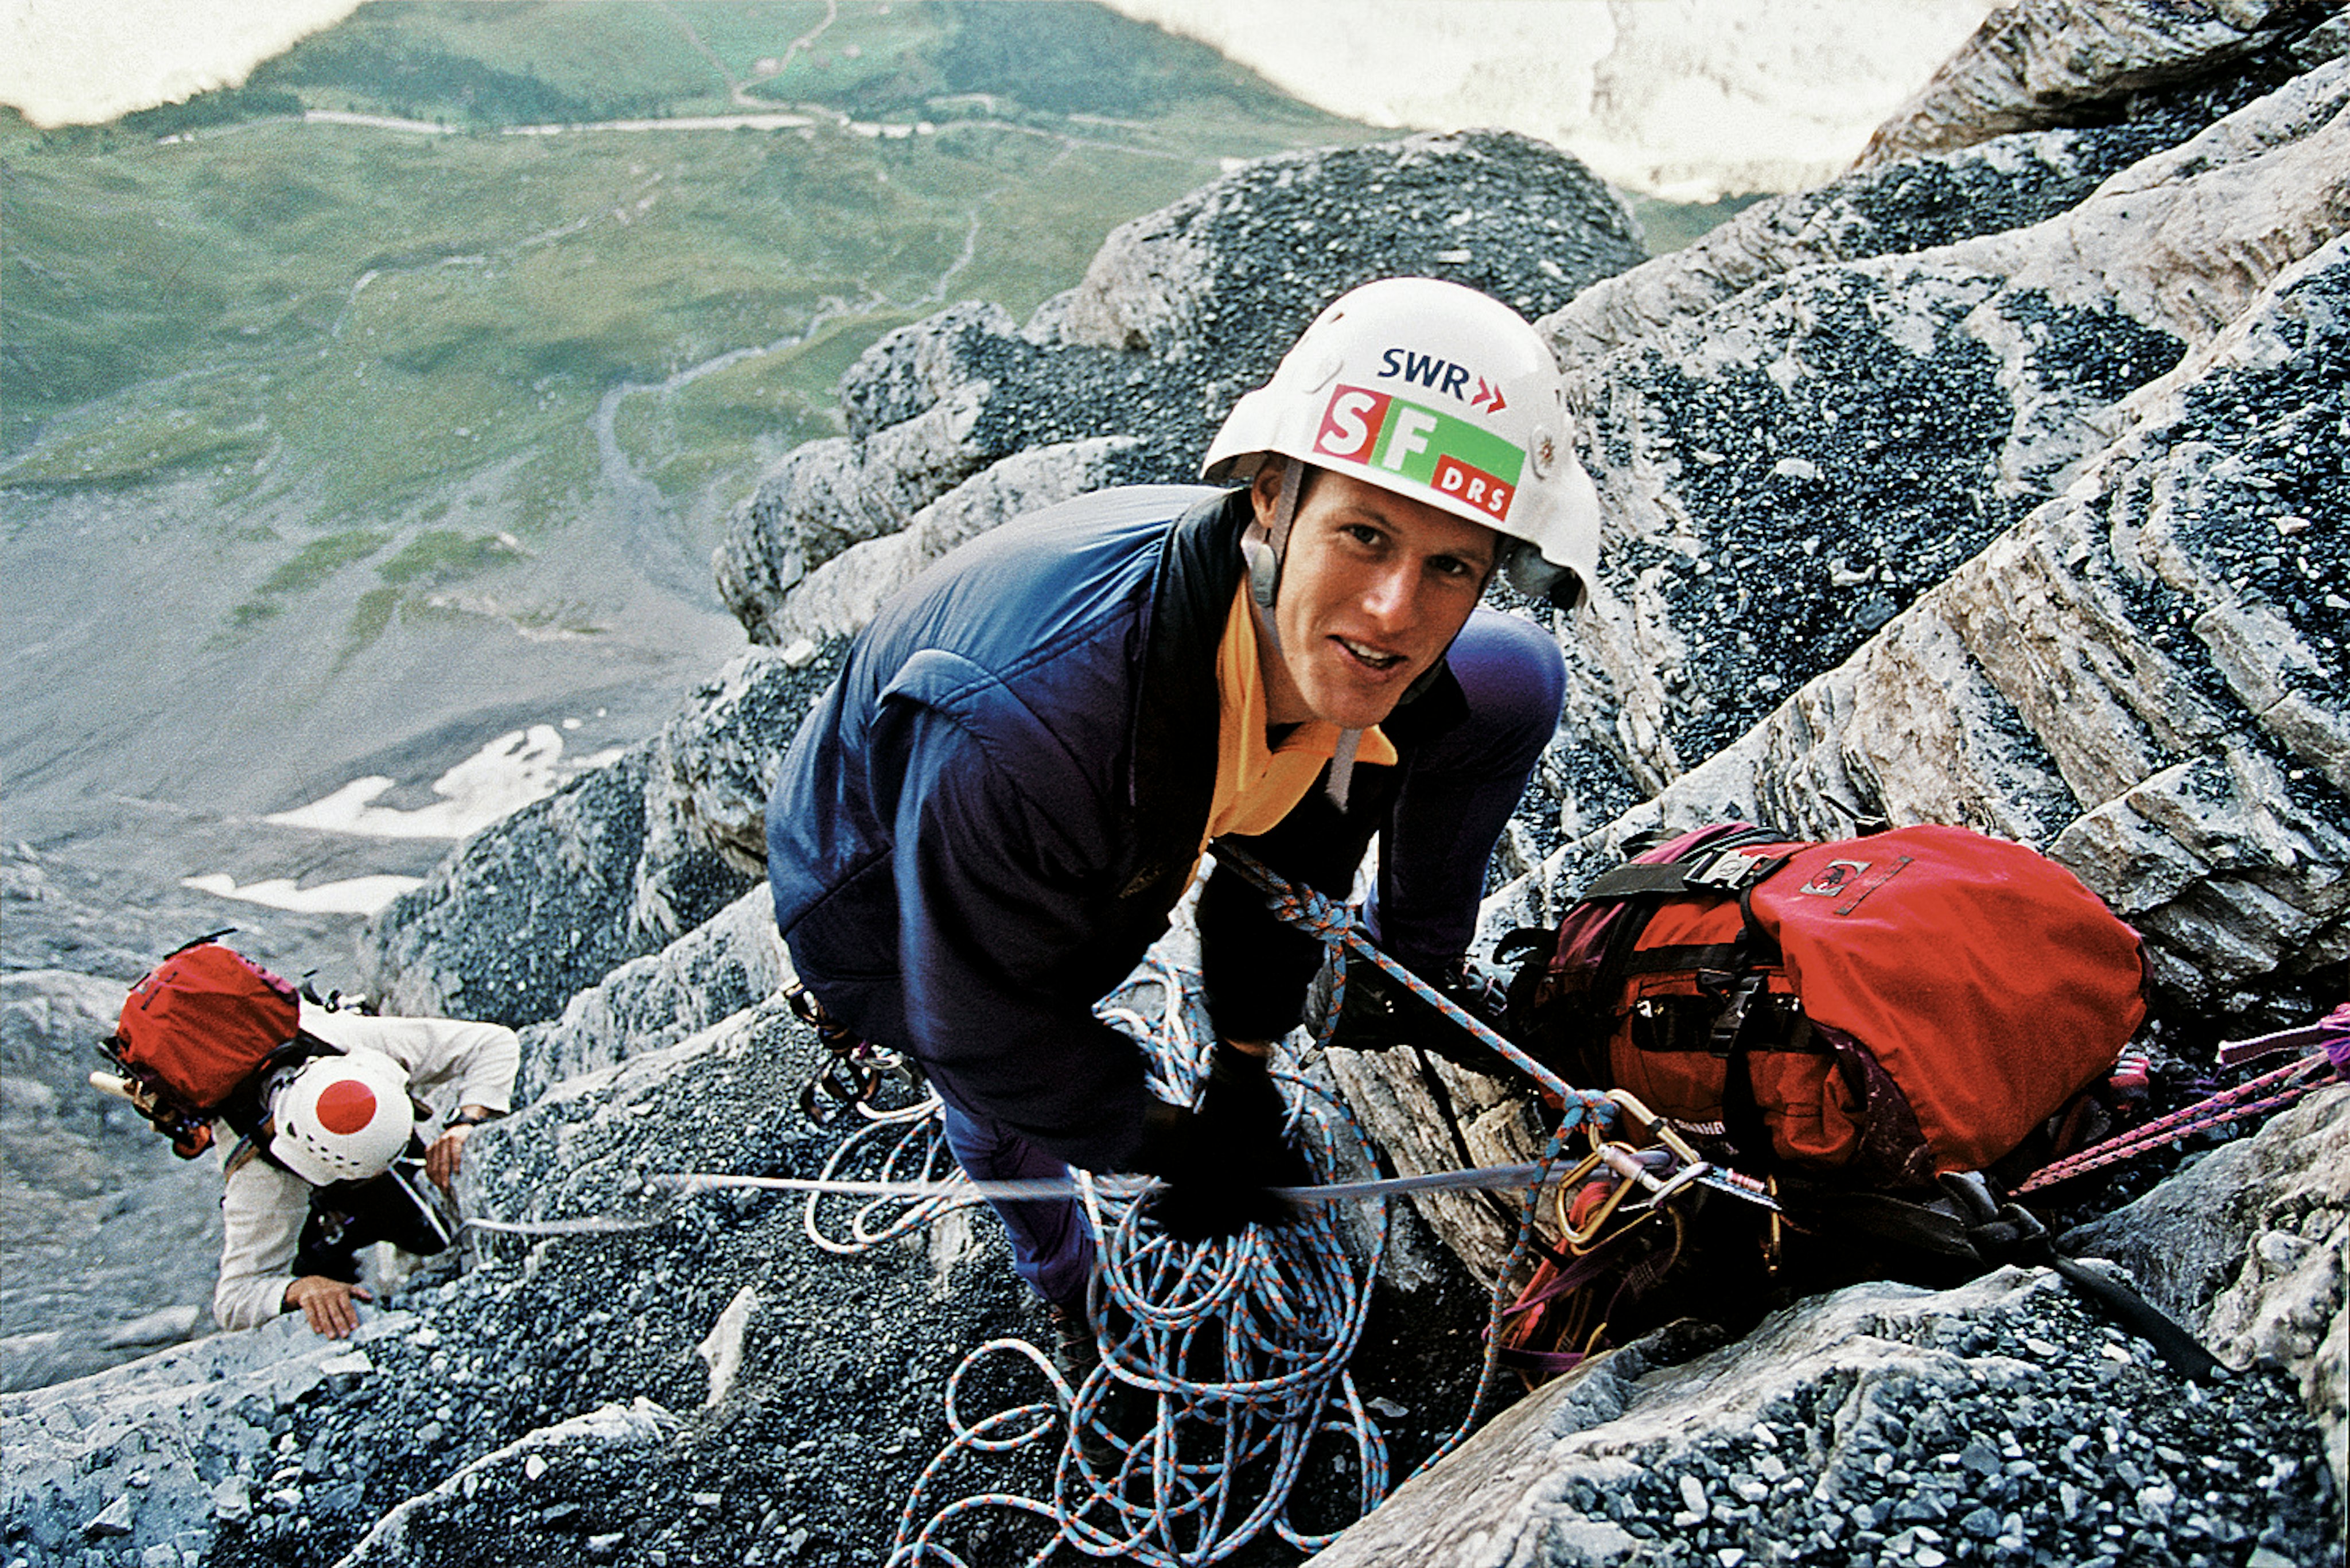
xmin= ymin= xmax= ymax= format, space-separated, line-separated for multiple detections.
xmin=1242 ymin=458 xmax=1302 ymax=630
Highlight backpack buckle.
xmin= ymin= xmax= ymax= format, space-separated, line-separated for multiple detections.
xmin=1707 ymin=973 xmax=1768 ymax=1057
xmin=1683 ymin=847 xmax=1783 ymax=892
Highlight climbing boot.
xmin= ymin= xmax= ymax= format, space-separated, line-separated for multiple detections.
xmin=1048 ymin=1302 xmax=1119 ymax=1470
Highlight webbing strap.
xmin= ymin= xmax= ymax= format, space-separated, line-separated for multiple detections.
xmin=1614 ymin=943 xmax=1752 ymax=978
xmin=1579 ymin=863 xmax=1705 ymax=900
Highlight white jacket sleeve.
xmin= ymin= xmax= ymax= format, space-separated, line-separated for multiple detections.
xmin=213 ymin=1153 xmax=310 ymax=1330
xmin=298 ymin=1005 xmax=520 ymax=1118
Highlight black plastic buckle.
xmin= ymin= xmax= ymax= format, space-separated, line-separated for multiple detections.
xmin=1707 ymin=974 xmax=1766 ymax=1057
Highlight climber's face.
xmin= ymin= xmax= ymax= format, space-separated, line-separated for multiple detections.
xmin=1252 ymin=464 xmax=1495 ymax=733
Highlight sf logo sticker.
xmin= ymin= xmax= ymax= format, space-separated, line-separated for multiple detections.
xmin=1312 ymin=384 xmax=1526 ymax=520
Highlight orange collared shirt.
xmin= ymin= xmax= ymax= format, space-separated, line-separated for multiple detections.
xmin=1202 ymin=582 xmax=1396 ymax=849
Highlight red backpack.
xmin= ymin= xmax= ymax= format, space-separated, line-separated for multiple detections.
xmin=101 ymin=936 xmax=314 ymax=1159
xmin=1501 ymin=823 xmax=2150 ymax=1188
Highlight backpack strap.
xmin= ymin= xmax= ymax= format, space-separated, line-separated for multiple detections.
xmin=1577 ymin=827 xmax=1795 ymax=1002
xmin=216 ymin=1032 xmax=346 ymax=1151
xmin=1935 ymin=1172 xmax=2224 ymax=1383
xmin=161 ymin=928 xmax=239 ymax=960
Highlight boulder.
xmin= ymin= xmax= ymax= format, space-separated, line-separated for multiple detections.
xmin=366 ymin=748 xmax=676 ymax=1026
xmin=1310 ymin=1266 xmax=2339 ymax=1568
xmin=1535 ymin=62 xmax=2350 ymax=831
xmin=332 ymin=1400 xmax=680 ymax=1568
xmin=1857 ymin=0 xmax=2341 ymax=166
xmin=0 ymin=1310 xmax=418 ymax=1567
xmin=2 ymin=968 xmax=223 ymax=1393
xmin=511 ymin=888 xmax=788 ymax=1103
xmin=367 ymin=740 xmax=770 ymax=1032
xmin=757 ymin=436 xmax=1143 ymax=648
xmin=2064 ymin=1083 xmax=2349 ymax=1496
xmin=634 ymin=638 xmax=846 ymax=908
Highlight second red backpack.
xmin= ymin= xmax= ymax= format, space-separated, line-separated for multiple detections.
xmin=102 ymin=937 xmax=306 ymax=1158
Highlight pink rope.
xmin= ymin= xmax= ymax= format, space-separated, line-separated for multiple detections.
xmin=2018 ymin=1048 xmax=2337 ymax=1195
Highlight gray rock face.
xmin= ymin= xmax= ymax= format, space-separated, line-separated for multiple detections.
xmin=2 ymin=969 xmax=221 ymax=1392
xmin=1310 ymin=1267 xmax=2339 ymax=1568
xmin=756 ymin=436 xmax=1143 ymax=648
xmin=0 ymin=1310 xmax=418 ymax=1568
xmin=333 ymin=1399 xmax=679 ymax=1568
xmin=1548 ymin=118 xmax=2223 ymax=382
xmin=365 ymin=748 xmax=672 ymax=1026
xmin=635 ymin=639 xmax=846 ymax=904
xmin=366 ymin=741 xmax=762 ymax=1029
xmin=1535 ymin=63 xmax=2350 ymax=838
xmin=1857 ymin=0 xmax=2341 ymax=166
xmin=2064 ymin=1084 xmax=2349 ymax=1496
xmin=511 ymin=889 xmax=789 ymax=1107
xmin=715 ymin=129 xmax=1648 ymax=645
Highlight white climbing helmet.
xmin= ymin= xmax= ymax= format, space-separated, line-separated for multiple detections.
xmin=269 ymin=1049 xmax=418 ymax=1186
xmin=1202 ymin=277 xmax=1601 ymax=609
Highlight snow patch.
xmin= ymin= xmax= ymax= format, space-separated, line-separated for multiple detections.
xmin=264 ymin=726 xmax=566 ymax=840
xmin=181 ymin=873 xmax=425 ymax=915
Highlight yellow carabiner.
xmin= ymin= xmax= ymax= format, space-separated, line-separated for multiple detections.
xmin=1558 ymin=1144 xmax=1654 ymax=1252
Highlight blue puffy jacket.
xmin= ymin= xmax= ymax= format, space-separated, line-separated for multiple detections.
xmin=765 ymin=485 xmax=1468 ymax=1172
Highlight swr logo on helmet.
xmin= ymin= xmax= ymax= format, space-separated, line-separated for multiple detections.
xmin=1376 ymin=347 xmax=1508 ymax=413
xmin=1311 ymin=383 xmax=1523 ymax=520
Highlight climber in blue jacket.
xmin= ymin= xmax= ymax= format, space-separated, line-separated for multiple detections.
xmin=765 ymin=277 xmax=1604 ymax=1317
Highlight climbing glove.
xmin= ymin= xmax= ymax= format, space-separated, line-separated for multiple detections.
xmin=1134 ymin=1042 xmax=1311 ymax=1242
xmin=1314 ymin=949 xmax=1517 ymax=1076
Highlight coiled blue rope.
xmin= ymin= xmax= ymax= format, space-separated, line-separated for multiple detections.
xmin=1208 ymin=845 xmax=1623 ymax=1482
xmin=885 ymin=956 xmax=1387 ymax=1566
xmin=874 ymin=849 xmax=1624 ymax=1564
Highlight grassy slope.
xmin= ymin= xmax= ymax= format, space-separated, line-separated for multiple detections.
xmin=1 ymin=2 xmax=1371 ymax=656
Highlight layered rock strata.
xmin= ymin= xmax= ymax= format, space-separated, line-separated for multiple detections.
xmin=10 ymin=13 xmax=2345 ymax=1568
